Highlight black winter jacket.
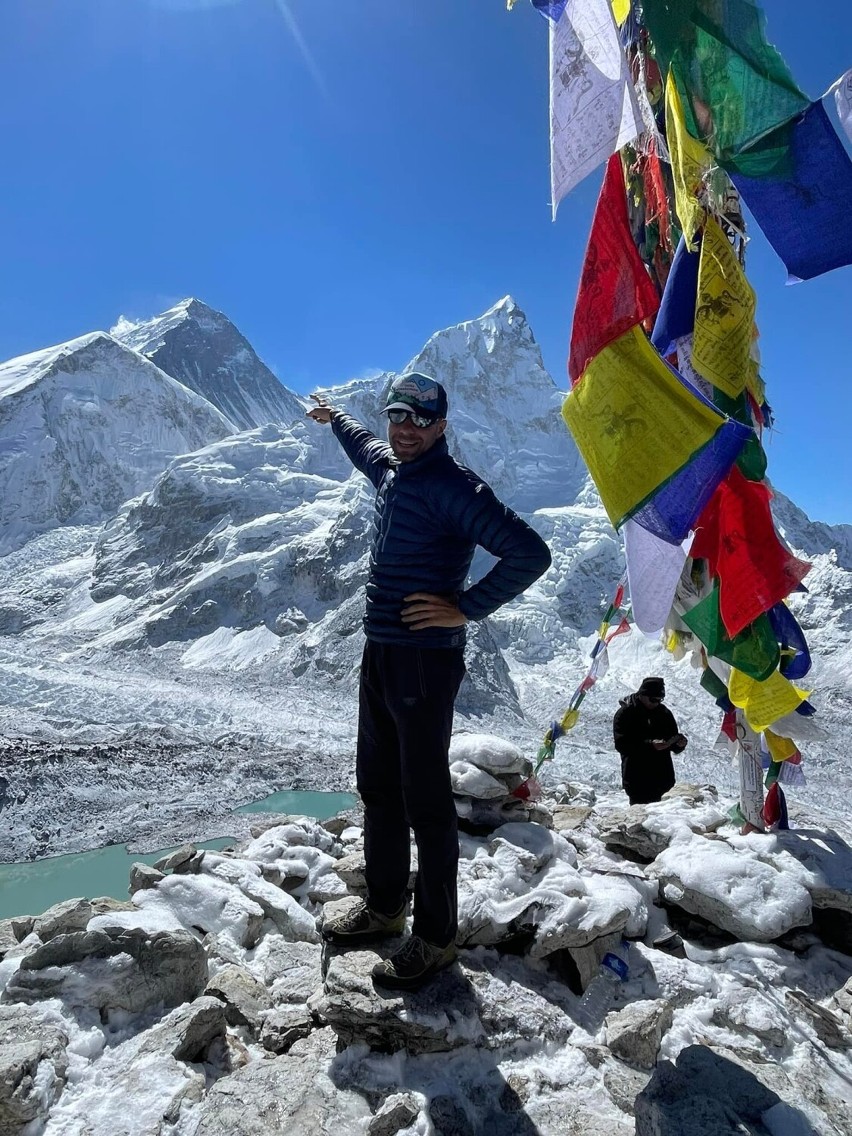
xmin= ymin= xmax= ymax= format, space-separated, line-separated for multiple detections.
xmin=331 ymin=412 xmax=552 ymax=648
xmin=612 ymin=694 xmax=686 ymax=804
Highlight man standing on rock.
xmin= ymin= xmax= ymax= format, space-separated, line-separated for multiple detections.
xmin=613 ymin=677 xmax=688 ymax=806
xmin=307 ymin=373 xmax=551 ymax=990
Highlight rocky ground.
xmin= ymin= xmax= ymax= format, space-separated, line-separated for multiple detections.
xmin=1 ymin=747 xmax=851 ymax=1135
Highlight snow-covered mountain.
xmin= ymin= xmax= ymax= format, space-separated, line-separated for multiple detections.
xmin=113 ymin=299 xmax=308 ymax=431
xmin=0 ymin=297 xmax=851 ymax=857
xmin=0 ymin=332 xmax=233 ymax=556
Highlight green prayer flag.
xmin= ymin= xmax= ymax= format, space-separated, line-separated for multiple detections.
xmin=700 ymin=666 xmax=729 ymax=701
xmin=642 ymin=0 xmax=809 ymax=175
xmin=736 ymin=434 xmax=768 ymax=481
xmin=682 ymin=585 xmax=779 ymax=681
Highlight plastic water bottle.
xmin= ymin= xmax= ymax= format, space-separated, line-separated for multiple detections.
xmin=576 ymin=941 xmax=629 ymax=1032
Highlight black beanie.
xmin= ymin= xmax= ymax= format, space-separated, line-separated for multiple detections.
xmin=638 ymin=676 xmax=665 ymax=698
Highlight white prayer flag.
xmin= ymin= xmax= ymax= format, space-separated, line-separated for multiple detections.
xmin=624 ymin=519 xmax=692 ymax=634
xmin=549 ymin=0 xmax=643 ymax=218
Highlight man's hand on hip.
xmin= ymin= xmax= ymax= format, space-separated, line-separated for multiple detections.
xmin=307 ymin=394 xmax=335 ymax=424
xmin=402 ymin=593 xmax=468 ymax=630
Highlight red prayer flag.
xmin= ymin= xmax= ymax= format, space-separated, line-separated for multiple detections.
xmin=721 ymin=709 xmax=738 ymax=742
xmin=691 ymin=468 xmax=810 ymax=637
xmin=568 ymin=154 xmax=660 ymax=386
xmin=762 ymin=781 xmax=782 ymax=827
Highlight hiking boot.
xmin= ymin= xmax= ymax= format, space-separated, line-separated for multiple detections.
xmin=321 ymin=899 xmax=406 ymax=946
xmin=371 ymin=934 xmax=457 ymax=991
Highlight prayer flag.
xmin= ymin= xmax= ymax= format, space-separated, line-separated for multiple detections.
xmin=624 ymin=519 xmax=688 ymax=634
xmin=533 ymin=0 xmax=567 ymax=18
xmin=569 ymin=154 xmax=660 ymax=384
xmin=550 ymin=0 xmax=643 ymax=216
xmin=691 ymin=467 xmax=811 ymax=637
xmin=728 ymin=667 xmax=809 ymax=733
xmin=611 ymin=0 xmax=630 ymax=25
xmin=651 ymin=236 xmax=701 ymax=358
xmin=642 ymin=0 xmax=809 ymax=174
xmin=767 ymin=602 xmax=811 ymax=681
xmin=764 ymin=729 xmax=800 ymax=764
xmin=731 ymin=101 xmax=852 ymax=282
xmin=681 ymin=586 xmax=780 ymax=682
xmin=665 ymin=73 xmax=711 ymax=251
xmin=692 ymin=219 xmax=756 ymax=400
xmin=562 ymin=326 xmax=746 ymax=530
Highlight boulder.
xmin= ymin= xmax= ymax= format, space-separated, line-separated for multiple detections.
xmin=310 ymin=947 xmax=573 ymax=1055
xmin=137 ymin=996 xmax=228 ymax=1063
xmin=650 ymin=836 xmax=813 ymax=942
xmin=205 ymin=965 xmax=272 ymax=1030
xmin=785 ymin=990 xmax=850 ymax=1051
xmin=129 ymin=863 xmax=165 ymax=893
xmin=368 ymin=1093 xmax=421 ymax=1136
xmin=3 ymin=927 xmax=207 ymax=1012
xmin=332 ymin=849 xmax=416 ymax=895
xmin=605 ymin=998 xmax=673 ymax=1070
xmin=92 ymin=873 xmax=265 ymax=949
xmin=153 ymin=844 xmax=197 ymax=872
xmin=190 ymin=1046 xmax=372 ymax=1135
xmin=248 ymin=939 xmax=323 ymax=1005
xmin=834 ymin=976 xmax=852 ymax=1021
xmin=259 ymin=1005 xmax=314 ymax=1054
xmin=0 ymin=1004 xmax=68 ymax=1132
xmin=448 ymin=733 xmax=532 ymax=777
xmin=596 ymin=808 xmax=670 ymax=863
xmin=450 ymin=760 xmax=510 ymax=800
xmin=551 ymin=806 xmax=593 ymax=834
xmin=320 ymin=808 xmax=363 ymax=838
xmin=32 ymin=898 xmax=93 ymax=941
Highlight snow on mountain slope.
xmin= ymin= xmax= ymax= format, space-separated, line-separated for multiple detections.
xmin=113 ymin=298 xmax=308 ymax=431
xmin=0 ymin=332 xmax=234 ymax=555
xmin=407 ymin=297 xmax=588 ymax=512
xmin=0 ymin=298 xmax=851 ymax=854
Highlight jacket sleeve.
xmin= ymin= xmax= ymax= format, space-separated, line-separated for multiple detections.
xmin=442 ymin=479 xmax=552 ymax=621
xmin=613 ymin=705 xmax=636 ymax=756
xmin=662 ymin=707 xmax=686 ymax=752
xmin=330 ymin=411 xmax=393 ymax=490
xmin=613 ymin=703 xmax=653 ymax=757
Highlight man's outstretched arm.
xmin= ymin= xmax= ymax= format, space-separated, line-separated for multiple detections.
xmin=307 ymin=394 xmax=392 ymax=489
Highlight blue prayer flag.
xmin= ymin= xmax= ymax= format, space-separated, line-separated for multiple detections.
xmin=651 ymin=236 xmax=701 ymax=357
xmin=767 ymin=603 xmax=812 ymax=681
xmin=532 ymin=0 xmax=567 ymax=20
xmin=732 ymin=101 xmax=852 ymax=282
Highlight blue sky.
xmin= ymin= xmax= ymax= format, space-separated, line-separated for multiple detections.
xmin=1 ymin=0 xmax=850 ymax=522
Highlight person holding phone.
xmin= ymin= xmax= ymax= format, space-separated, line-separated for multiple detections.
xmin=613 ymin=676 xmax=688 ymax=806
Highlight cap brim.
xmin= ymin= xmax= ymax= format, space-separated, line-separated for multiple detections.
xmin=382 ymin=401 xmax=440 ymax=419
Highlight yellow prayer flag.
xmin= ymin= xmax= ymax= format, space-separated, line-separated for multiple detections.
xmin=746 ymin=359 xmax=766 ymax=408
xmin=692 ymin=218 xmax=757 ymax=399
xmin=612 ymin=0 xmax=631 ymax=24
xmin=764 ymin=729 xmax=799 ymax=763
xmin=665 ymin=72 xmax=711 ymax=251
xmin=562 ymin=326 xmax=728 ymax=528
xmin=728 ymin=668 xmax=809 ymax=733
xmin=560 ymin=708 xmax=580 ymax=732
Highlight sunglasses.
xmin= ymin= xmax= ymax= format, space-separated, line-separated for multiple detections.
xmin=386 ymin=409 xmax=437 ymax=428
xmin=645 ymin=696 xmax=663 ymax=704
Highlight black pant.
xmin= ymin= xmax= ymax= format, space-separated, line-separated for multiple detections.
xmin=356 ymin=640 xmax=466 ymax=948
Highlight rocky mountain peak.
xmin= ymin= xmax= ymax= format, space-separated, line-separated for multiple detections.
xmin=113 ymin=298 xmax=306 ymax=433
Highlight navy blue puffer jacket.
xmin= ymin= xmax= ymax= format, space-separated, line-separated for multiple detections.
xmin=331 ymin=412 xmax=552 ymax=648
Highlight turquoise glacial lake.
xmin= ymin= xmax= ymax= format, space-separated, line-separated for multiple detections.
xmin=0 ymin=789 xmax=357 ymax=920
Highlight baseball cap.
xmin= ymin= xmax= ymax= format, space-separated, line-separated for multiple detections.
xmin=382 ymin=372 xmax=448 ymax=420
